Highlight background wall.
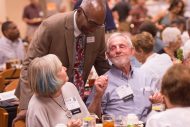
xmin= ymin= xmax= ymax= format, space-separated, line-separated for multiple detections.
xmin=0 ymin=0 xmax=28 ymax=38
xmin=0 ymin=0 xmax=72 ymax=38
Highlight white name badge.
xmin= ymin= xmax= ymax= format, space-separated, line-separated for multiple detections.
xmin=65 ymin=97 xmax=81 ymax=115
xmin=116 ymin=85 xmax=134 ymax=101
xmin=87 ymin=36 xmax=95 ymax=43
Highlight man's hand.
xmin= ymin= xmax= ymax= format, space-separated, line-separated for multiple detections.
xmin=94 ymin=75 xmax=108 ymax=97
xmin=149 ymin=92 xmax=164 ymax=104
xmin=67 ymin=119 xmax=82 ymax=127
xmin=12 ymin=109 xmax=27 ymax=127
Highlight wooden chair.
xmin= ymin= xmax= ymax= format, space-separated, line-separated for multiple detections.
xmin=0 ymin=107 xmax=8 ymax=127
xmin=0 ymin=76 xmax=6 ymax=92
xmin=0 ymin=68 xmax=21 ymax=79
xmin=0 ymin=68 xmax=21 ymax=85
xmin=14 ymin=120 xmax=25 ymax=127
xmin=4 ymin=79 xmax=19 ymax=92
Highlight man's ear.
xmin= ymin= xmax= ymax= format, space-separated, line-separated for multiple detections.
xmin=3 ymin=31 xmax=8 ymax=38
xmin=77 ymin=7 xmax=83 ymax=16
xmin=105 ymin=52 xmax=109 ymax=60
xmin=131 ymin=48 xmax=135 ymax=55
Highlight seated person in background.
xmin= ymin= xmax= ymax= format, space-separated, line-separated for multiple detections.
xmin=0 ymin=21 xmax=25 ymax=70
xmin=132 ymin=32 xmax=173 ymax=88
xmin=146 ymin=64 xmax=190 ymax=127
xmin=152 ymin=0 xmax=185 ymax=31
xmin=128 ymin=0 xmax=148 ymax=34
xmin=26 ymin=54 xmax=89 ymax=127
xmin=87 ymin=33 xmax=162 ymax=122
xmin=159 ymin=27 xmax=182 ymax=63
xmin=139 ymin=21 xmax=164 ymax=53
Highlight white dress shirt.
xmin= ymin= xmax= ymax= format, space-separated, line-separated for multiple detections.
xmin=0 ymin=36 xmax=25 ymax=69
xmin=140 ymin=53 xmax=173 ymax=88
xmin=146 ymin=107 xmax=190 ymax=127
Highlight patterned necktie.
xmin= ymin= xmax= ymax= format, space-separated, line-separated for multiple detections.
xmin=73 ymin=34 xmax=85 ymax=98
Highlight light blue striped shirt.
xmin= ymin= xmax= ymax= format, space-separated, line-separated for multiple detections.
xmin=87 ymin=65 xmax=158 ymax=121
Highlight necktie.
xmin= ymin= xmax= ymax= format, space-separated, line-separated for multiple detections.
xmin=73 ymin=34 xmax=85 ymax=98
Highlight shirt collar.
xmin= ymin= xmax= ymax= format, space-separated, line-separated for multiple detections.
xmin=146 ymin=53 xmax=157 ymax=63
xmin=74 ymin=10 xmax=82 ymax=37
xmin=111 ymin=64 xmax=134 ymax=79
xmin=2 ymin=36 xmax=20 ymax=44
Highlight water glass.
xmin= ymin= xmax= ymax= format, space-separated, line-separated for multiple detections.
xmin=83 ymin=115 xmax=96 ymax=127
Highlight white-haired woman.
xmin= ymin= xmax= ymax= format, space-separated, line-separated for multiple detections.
xmin=26 ymin=54 xmax=89 ymax=127
xmin=159 ymin=27 xmax=182 ymax=63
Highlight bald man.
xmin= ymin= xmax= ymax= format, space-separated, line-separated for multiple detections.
xmin=14 ymin=0 xmax=110 ymax=122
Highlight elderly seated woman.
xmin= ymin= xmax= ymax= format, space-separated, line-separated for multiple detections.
xmin=159 ymin=27 xmax=182 ymax=63
xmin=26 ymin=54 xmax=89 ymax=127
xmin=146 ymin=64 xmax=190 ymax=127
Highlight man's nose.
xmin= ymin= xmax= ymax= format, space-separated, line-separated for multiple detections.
xmin=115 ymin=47 xmax=122 ymax=54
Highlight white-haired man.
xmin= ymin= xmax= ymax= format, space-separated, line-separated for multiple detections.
xmin=87 ymin=33 xmax=162 ymax=122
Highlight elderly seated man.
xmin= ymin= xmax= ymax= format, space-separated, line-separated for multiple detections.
xmin=87 ymin=33 xmax=162 ymax=122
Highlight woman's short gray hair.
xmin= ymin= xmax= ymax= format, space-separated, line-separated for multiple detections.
xmin=106 ymin=32 xmax=133 ymax=51
xmin=162 ymin=27 xmax=181 ymax=46
xmin=28 ymin=54 xmax=63 ymax=96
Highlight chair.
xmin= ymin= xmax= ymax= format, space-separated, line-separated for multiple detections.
xmin=0 ymin=107 xmax=8 ymax=127
xmin=0 ymin=76 xmax=5 ymax=92
xmin=0 ymin=68 xmax=21 ymax=85
xmin=4 ymin=79 xmax=19 ymax=92
xmin=14 ymin=120 xmax=25 ymax=127
xmin=0 ymin=68 xmax=21 ymax=79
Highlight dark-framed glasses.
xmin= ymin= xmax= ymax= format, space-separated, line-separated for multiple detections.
xmin=79 ymin=7 xmax=104 ymax=28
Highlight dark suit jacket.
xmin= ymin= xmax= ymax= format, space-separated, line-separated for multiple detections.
xmin=15 ymin=11 xmax=110 ymax=109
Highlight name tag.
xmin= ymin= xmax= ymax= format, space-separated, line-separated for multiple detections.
xmin=65 ymin=97 xmax=81 ymax=115
xmin=116 ymin=85 xmax=134 ymax=102
xmin=87 ymin=36 xmax=95 ymax=43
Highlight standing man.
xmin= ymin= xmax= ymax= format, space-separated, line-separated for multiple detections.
xmin=74 ymin=0 xmax=117 ymax=34
xmin=23 ymin=0 xmax=44 ymax=42
xmin=14 ymin=0 xmax=110 ymax=123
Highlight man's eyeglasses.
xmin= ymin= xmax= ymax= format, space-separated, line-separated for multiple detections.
xmin=79 ymin=7 xmax=104 ymax=28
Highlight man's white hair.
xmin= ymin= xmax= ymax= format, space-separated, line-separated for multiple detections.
xmin=162 ymin=27 xmax=181 ymax=46
xmin=106 ymin=32 xmax=133 ymax=51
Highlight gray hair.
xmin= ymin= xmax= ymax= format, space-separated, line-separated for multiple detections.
xmin=162 ymin=27 xmax=181 ymax=46
xmin=28 ymin=54 xmax=63 ymax=96
xmin=106 ymin=32 xmax=133 ymax=52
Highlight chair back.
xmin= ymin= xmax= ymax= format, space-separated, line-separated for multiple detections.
xmin=0 ymin=76 xmax=5 ymax=92
xmin=14 ymin=120 xmax=25 ymax=127
xmin=4 ymin=79 xmax=19 ymax=92
xmin=0 ymin=107 xmax=8 ymax=127
xmin=0 ymin=68 xmax=21 ymax=79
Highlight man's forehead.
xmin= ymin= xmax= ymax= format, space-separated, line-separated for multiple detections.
xmin=109 ymin=38 xmax=130 ymax=46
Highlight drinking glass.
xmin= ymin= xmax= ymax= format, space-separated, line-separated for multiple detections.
xmin=83 ymin=115 xmax=96 ymax=127
xmin=114 ymin=115 xmax=126 ymax=127
xmin=102 ymin=114 xmax=115 ymax=127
